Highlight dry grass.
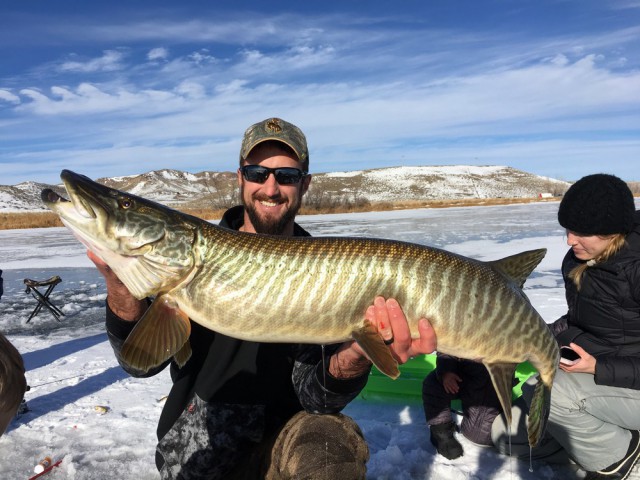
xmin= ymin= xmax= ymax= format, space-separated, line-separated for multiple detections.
xmin=0 ymin=197 xmax=560 ymax=231
xmin=1 ymin=212 xmax=64 ymax=230
xmin=302 ymin=196 xmax=559 ymax=215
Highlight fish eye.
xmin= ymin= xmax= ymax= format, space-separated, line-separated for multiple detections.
xmin=119 ymin=197 xmax=133 ymax=209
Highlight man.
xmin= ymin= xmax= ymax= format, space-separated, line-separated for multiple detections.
xmin=90 ymin=117 xmax=436 ymax=479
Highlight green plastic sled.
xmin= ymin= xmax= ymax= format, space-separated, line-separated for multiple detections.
xmin=358 ymin=353 xmax=537 ymax=404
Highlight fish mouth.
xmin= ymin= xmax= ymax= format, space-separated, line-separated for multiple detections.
xmin=41 ymin=170 xmax=105 ymax=220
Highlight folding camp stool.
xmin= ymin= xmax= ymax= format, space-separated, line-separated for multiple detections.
xmin=24 ymin=276 xmax=65 ymax=322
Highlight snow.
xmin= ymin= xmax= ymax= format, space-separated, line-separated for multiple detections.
xmin=108 ymin=175 xmax=138 ymax=182
xmin=364 ymin=165 xmax=507 ymax=178
xmin=1 ymin=201 xmax=639 ymax=479
xmin=324 ymin=170 xmax=364 ymax=177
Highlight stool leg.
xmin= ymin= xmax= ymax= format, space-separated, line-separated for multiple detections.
xmin=27 ymin=287 xmax=64 ymax=322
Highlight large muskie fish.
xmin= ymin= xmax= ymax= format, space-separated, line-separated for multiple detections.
xmin=42 ymin=170 xmax=559 ymax=446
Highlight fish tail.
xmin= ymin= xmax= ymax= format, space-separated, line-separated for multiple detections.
xmin=527 ymin=376 xmax=551 ymax=447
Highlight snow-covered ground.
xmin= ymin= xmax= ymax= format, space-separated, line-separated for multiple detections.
xmin=1 ymin=201 xmax=638 ymax=479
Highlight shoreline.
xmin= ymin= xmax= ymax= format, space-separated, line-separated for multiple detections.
xmin=0 ymin=197 xmax=561 ymax=231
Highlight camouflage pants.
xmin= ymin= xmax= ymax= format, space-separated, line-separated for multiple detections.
xmin=227 ymin=411 xmax=369 ymax=480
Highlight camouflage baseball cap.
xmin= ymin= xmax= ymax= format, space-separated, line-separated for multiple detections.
xmin=239 ymin=117 xmax=309 ymax=172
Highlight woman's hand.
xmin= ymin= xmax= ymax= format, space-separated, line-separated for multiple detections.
xmin=559 ymin=342 xmax=596 ymax=374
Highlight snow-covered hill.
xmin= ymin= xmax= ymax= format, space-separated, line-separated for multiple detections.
xmin=0 ymin=165 xmax=569 ymax=212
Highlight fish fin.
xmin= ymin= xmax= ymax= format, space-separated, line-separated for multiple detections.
xmin=352 ymin=321 xmax=400 ymax=379
xmin=527 ymin=377 xmax=552 ymax=447
xmin=93 ymin=247 xmax=190 ymax=300
xmin=121 ymin=295 xmax=191 ymax=372
xmin=488 ymin=249 xmax=547 ymax=289
xmin=484 ymin=362 xmax=518 ymax=426
xmin=173 ymin=340 xmax=193 ymax=368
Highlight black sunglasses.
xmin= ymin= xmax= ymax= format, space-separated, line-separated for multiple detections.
xmin=240 ymin=165 xmax=307 ymax=185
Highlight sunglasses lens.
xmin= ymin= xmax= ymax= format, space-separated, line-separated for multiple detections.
xmin=242 ymin=166 xmax=304 ymax=184
xmin=274 ymin=168 xmax=303 ymax=184
xmin=242 ymin=166 xmax=269 ymax=183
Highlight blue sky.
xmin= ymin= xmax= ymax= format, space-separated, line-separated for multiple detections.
xmin=1 ymin=0 xmax=639 ymax=185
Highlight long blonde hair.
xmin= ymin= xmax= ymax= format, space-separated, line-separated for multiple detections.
xmin=0 ymin=333 xmax=26 ymax=413
xmin=569 ymin=234 xmax=627 ymax=290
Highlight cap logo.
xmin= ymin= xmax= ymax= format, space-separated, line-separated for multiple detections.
xmin=266 ymin=119 xmax=282 ymax=134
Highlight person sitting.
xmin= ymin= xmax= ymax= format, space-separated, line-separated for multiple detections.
xmin=492 ymin=173 xmax=640 ymax=479
xmin=423 ymin=353 xmax=503 ymax=459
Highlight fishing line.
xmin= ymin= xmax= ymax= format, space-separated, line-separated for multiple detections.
xmin=321 ymin=344 xmax=329 ymax=480
xmin=28 ymin=372 xmax=100 ymax=389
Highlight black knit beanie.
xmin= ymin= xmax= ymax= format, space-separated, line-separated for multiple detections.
xmin=558 ymin=173 xmax=635 ymax=235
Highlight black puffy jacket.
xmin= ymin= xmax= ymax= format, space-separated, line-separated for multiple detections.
xmin=551 ymin=210 xmax=640 ymax=390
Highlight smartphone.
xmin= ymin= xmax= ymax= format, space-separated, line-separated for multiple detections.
xmin=560 ymin=346 xmax=580 ymax=365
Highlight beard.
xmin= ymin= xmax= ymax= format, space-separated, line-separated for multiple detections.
xmin=244 ymin=194 xmax=302 ymax=235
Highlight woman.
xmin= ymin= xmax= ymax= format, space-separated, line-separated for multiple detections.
xmin=546 ymin=173 xmax=640 ymax=479
xmin=493 ymin=174 xmax=640 ymax=479
xmin=494 ymin=173 xmax=640 ymax=479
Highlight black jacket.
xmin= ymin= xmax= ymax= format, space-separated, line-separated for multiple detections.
xmin=106 ymin=205 xmax=369 ymax=474
xmin=551 ymin=210 xmax=640 ymax=389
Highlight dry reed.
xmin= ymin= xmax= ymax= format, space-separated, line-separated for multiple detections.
xmin=0 ymin=197 xmax=561 ymax=231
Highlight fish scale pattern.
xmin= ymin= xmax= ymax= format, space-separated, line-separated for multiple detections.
xmin=180 ymin=227 xmax=553 ymax=376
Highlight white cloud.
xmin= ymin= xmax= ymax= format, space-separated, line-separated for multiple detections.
xmin=609 ymin=0 xmax=640 ymax=10
xmin=58 ymin=49 xmax=125 ymax=73
xmin=175 ymin=81 xmax=206 ymax=99
xmin=1 ymin=7 xmax=640 ymax=185
xmin=15 ymin=83 xmax=189 ymax=116
xmin=549 ymin=54 xmax=569 ymax=67
xmin=187 ymin=49 xmax=216 ymax=65
xmin=147 ymin=47 xmax=169 ymax=61
xmin=236 ymin=44 xmax=335 ymax=74
xmin=0 ymin=89 xmax=20 ymax=104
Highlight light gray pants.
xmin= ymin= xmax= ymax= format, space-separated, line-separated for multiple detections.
xmin=492 ymin=369 xmax=640 ymax=472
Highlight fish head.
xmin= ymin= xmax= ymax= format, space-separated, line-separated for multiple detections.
xmin=42 ymin=170 xmax=202 ymax=299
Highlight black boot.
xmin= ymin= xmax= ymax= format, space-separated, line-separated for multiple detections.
xmin=584 ymin=430 xmax=640 ymax=480
xmin=429 ymin=421 xmax=463 ymax=460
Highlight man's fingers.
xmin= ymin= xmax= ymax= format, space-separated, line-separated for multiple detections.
xmin=366 ymin=297 xmax=437 ymax=357
xmin=87 ymin=250 xmax=109 ymax=270
xmin=415 ymin=318 xmax=437 ymax=354
xmin=373 ymin=296 xmax=394 ymax=343
xmin=365 ymin=305 xmax=375 ymax=322
xmin=385 ymin=298 xmax=411 ymax=344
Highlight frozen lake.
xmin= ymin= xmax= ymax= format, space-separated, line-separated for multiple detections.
xmin=2 ymin=200 xmax=636 ymax=479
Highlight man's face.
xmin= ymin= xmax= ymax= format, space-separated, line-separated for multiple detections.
xmin=238 ymin=142 xmax=310 ymax=236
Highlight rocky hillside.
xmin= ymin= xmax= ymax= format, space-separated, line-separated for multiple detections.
xmin=0 ymin=165 xmax=569 ymax=212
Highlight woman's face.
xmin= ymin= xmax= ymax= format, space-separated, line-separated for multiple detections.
xmin=566 ymin=230 xmax=613 ymax=261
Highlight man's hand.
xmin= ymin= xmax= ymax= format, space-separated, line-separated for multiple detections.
xmin=87 ymin=250 xmax=147 ymax=322
xmin=365 ymin=296 xmax=436 ymax=364
xmin=329 ymin=296 xmax=437 ymax=379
